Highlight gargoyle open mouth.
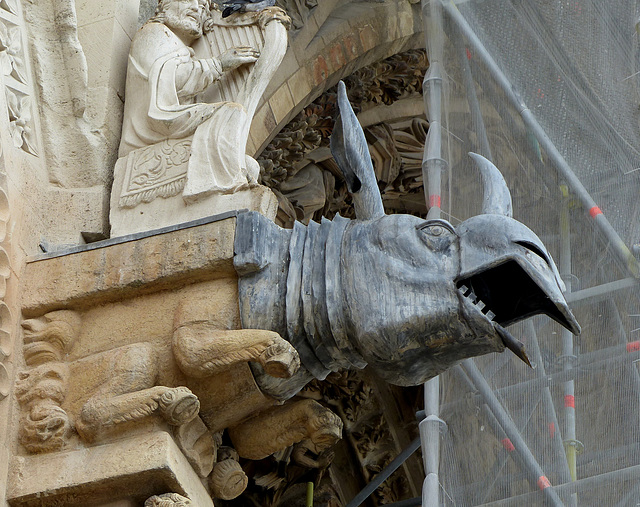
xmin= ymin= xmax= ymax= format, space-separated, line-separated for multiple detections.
xmin=457 ymin=259 xmax=579 ymax=367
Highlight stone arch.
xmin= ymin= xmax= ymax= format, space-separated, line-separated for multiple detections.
xmin=247 ymin=0 xmax=425 ymax=157
xmin=257 ymin=48 xmax=429 ymax=226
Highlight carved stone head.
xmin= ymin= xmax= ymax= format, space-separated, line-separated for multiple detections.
xmin=152 ymin=0 xmax=211 ymax=39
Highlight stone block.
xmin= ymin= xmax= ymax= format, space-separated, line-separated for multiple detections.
xmin=21 ymin=216 xmax=238 ymax=314
xmin=268 ymin=83 xmax=296 ymax=125
xmin=109 ymin=183 xmax=277 ymax=237
xmin=248 ymin=103 xmax=277 ymax=154
xmin=286 ymin=68 xmax=314 ymax=106
xmin=7 ymin=431 xmax=213 ymax=506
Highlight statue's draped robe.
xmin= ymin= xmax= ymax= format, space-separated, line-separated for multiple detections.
xmin=119 ymin=22 xmax=251 ymax=201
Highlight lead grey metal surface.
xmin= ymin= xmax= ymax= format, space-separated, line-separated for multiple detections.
xmin=233 ymin=82 xmax=580 ymax=401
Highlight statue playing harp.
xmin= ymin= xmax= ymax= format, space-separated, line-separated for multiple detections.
xmin=111 ymin=0 xmax=289 ymax=231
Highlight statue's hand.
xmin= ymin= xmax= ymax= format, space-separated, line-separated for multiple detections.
xmin=219 ymin=46 xmax=260 ymax=72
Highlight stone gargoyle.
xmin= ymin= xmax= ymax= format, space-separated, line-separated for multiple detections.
xmin=234 ymin=81 xmax=581 ymax=402
xmin=16 ymin=81 xmax=579 ymax=504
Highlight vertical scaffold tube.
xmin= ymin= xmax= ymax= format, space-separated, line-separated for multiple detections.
xmin=560 ymin=186 xmax=580 ymax=504
xmin=421 ymin=0 xmax=448 ymax=504
xmin=461 ymin=359 xmax=564 ymax=506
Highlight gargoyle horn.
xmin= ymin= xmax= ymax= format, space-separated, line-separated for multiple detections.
xmin=469 ymin=152 xmax=513 ymax=218
xmin=330 ymin=81 xmax=385 ymax=220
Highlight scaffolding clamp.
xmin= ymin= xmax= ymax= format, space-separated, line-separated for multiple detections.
xmin=563 ymin=438 xmax=584 ymax=455
xmin=419 ymin=414 xmax=448 ymax=436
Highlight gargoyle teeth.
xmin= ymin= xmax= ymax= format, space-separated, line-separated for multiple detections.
xmin=459 ymin=285 xmax=495 ymax=321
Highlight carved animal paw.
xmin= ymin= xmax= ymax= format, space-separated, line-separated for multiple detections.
xmin=158 ymin=387 xmax=200 ymax=426
xmin=210 ymin=458 xmax=248 ymax=500
xmin=145 ymin=493 xmax=192 ymax=506
xmin=259 ymin=340 xmax=300 ymax=379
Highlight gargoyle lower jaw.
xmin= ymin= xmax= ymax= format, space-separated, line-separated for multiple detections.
xmin=457 ymin=259 xmax=580 ymax=336
xmin=458 ymin=284 xmax=532 ymax=367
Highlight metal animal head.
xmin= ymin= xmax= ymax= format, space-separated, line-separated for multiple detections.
xmin=235 ymin=81 xmax=579 ymax=394
xmin=330 ymin=81 xmax=578 ymax=383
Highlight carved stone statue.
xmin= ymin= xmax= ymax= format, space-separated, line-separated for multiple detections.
xmin=110 ymin=0 xmax=290 ymax=235
xmin=16 ymin=311 xmax=81 ymax=453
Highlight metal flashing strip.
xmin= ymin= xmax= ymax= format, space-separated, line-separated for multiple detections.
xmin=27 ymin=209 xmax=246 ymax=263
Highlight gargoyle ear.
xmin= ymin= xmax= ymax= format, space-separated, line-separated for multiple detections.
xmin=469 ymin=152 xmax=513 ymax=218
xmin=330 ymin=81 xmax=385 ymax=220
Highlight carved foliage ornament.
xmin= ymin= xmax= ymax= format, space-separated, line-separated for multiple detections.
xmin=257 ymin=49 xmax=428 ymax=224
xmin=0 ymin=1 xmax=37 ymax=155
xmin=0 ymin=148 xmax=11 ymax=401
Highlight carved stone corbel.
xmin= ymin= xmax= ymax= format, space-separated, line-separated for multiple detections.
xmin=75 ymin=342 xmax=200 ymax=443
xmin=228 ymin=399 xmax=343 ymax=460
xmin=210 ymin=456 xmax=248 ymax=500
xmin=172 ymin=300 xmax=300 ymax=379
xmin=16 ymin=311 xmax=81 ymax=453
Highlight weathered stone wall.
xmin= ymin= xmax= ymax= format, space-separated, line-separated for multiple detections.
xmin=0 ymin=1 xmax=428 ymax=505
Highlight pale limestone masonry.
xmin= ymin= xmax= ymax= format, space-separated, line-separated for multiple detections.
xmin=12 ymin=215 xmax=340 ymax=504
xmin=0 ymin=0 xmax=430 ymax=505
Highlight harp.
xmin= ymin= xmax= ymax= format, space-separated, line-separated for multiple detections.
xmin=194 ymin=6 xmax=290 ymax=158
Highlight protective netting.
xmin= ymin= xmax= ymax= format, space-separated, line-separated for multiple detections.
xmin=422 ymin=1 xmax=640 ymax=505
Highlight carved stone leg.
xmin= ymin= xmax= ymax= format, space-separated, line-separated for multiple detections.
xmin=173 ymin=324 xmax=300 ymax=379
xmin=174 ymin=417 xmax=219 ymax=478
xmin=227 ymin=399 xmax=343 ymax=460
xmin=76 ymin=343 xmax=199 ymax=441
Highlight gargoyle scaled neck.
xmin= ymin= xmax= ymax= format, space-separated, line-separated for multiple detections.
xmin=234 ymin=211 xmax=365 ymax=382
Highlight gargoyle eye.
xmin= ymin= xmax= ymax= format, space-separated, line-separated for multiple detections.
xmin=417 ymin=219 xmax=456 ymax=237
xmin=515 ymin=241 xmax=551 ymax=266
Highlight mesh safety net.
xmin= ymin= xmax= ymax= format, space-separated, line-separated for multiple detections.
xmin=421 ymin=1 xmax=640 ymax=505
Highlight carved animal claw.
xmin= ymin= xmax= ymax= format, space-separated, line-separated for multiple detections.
xmin=158 ymin=387 xmax=200 ymax=426
xmin=259 ymin=341 xmax=300 ymax=379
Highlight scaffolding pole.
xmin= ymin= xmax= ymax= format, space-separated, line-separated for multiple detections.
xmin=441 ymin=0 xmax=640 ymax=279
xmin=452 ymin=365 xmax=543 ymax=505
xmin=525 ymin=320 xmax=574 ymax=491
xmin=346 ymin=437 xmax=422 ymax=507
xmin=559 ymin=186 xmax=579 ymax=504
xmin=461 ymin=359 xmax=564 ymax=506
xmin=489 ymin=346 xmax=640 ymax=399
xmin=478 ymin=463 xmax=640 ymax=507
xmin=420 ymin=0 xmax=448 ymax=505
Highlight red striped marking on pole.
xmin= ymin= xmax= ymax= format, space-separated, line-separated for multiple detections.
xmin=589 ymin=206 xmax=603 ymax=219
xmin=627 ymin=341 xmax=640 ymax=353
xmin=548 ymin=422 xmax=555 ymax=439
xmin=466 ymin=48 xmax=472 ymax=60
xmin=537 ymin=476 xmax=551 ymax=490
xmin=564 ymin=395 xmax=575 ymax=409
xmin=429 ymin=195 xmax=441 ymax=208
xmin=501 ymin=438 xmax=515 ymax=452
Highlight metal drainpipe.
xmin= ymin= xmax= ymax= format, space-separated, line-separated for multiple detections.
xmin=559 ymin=186 xmax=580 ymax=499
xmin=420 ymin=0 xmax=448 ymax=505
